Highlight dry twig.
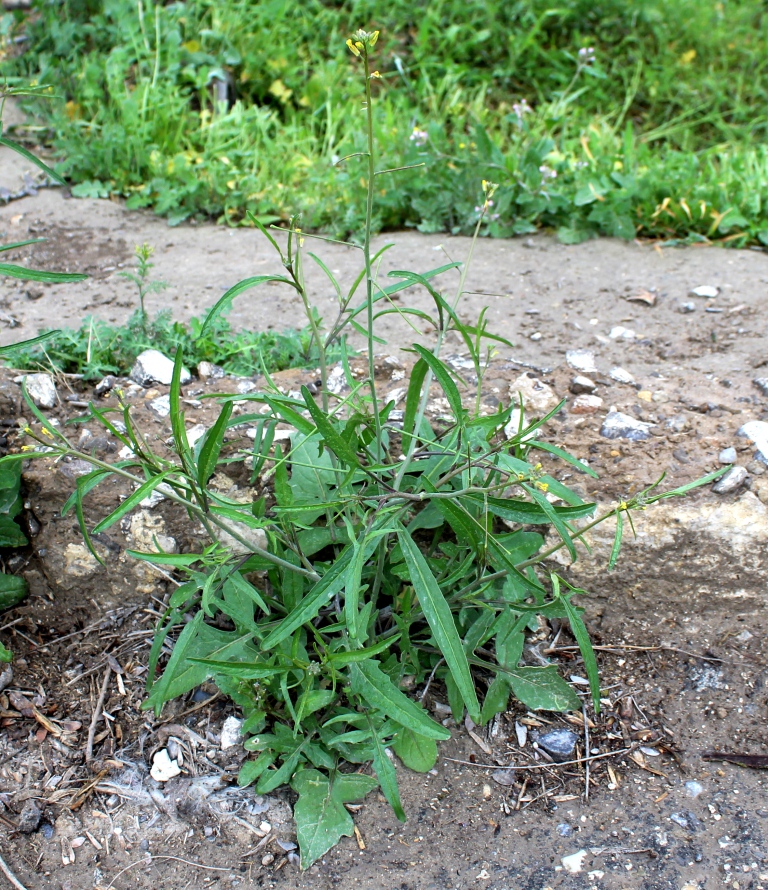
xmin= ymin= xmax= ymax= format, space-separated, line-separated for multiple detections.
xmin=0 ymin=849 xmax=30 ymax=890
xmin=86 ymin=666 xmax=112 ymax=763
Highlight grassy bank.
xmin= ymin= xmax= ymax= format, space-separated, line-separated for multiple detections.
xmin=5 ymin=0 xmax=768 ymax=243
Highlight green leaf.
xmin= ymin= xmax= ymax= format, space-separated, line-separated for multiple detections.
xmin=92 ymin=471 xmax=176 ymax=534
xmin=556 ymin=580 xmax=600 ymax=713
xmin=368 ymin=716 xmax=406 ymax=821
xmin=521 ymin=483 xmax=578 ymax=560
xmin=348 ymin=660 xmax=449 ymax=740
xmin=0 ymin=135 xmax=66 ymax=183
xmin=398 ymin=527 xmax=480 ymax=721
xmin=238 ymin=751 xmax=276 ymax=787
xmin=411 ymin=344 xmax=463 ymax=422
xmin=197 ymin=401 xmax=232 ymax=487
xmin=0 ymin=641 xmax=12 ymax=662
xmin=292 ymin=769 xmax=378 ymax=869
xmin=257 ymin=739 xmax=309 ymax=793
xmin=480 ymin=674 xmax=511 ymax=725
xmin=402 ymin=357 xmax=429 ymax=449
xmin=506 ymin=666 xmax=580 ymax=712
xmin=0 ymin=330 xmax=61 ymax=357
xmin=0 ymin=516 xmax=27 ymax=548
xmin=301 ymin=386 xmax=359 ymax=468
xmin=199 ymin=275 xmax=300 ymax=337
xmin=261 ymin=548 xmax=354 ymax=649
xmin=0 ymin=574 xmax=28 ymax=610
xmin=392 ymin=726 xmax=438 ymax=773
xmin=467 ymin=494 xmax=595 ymax=525
xmin=609 ymin=510 xmax=624 ymax=570
xmin=0 ymin=263 xmax=87 ymax=284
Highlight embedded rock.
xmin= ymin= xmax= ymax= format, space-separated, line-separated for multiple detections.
xmin=508 ymin=373 xmax=557 ymax=416
xmin=130 ymin=349 xmax=191 ymax=387
xmin=571 ymin=394 xmax=603 ymax=415
xmin=737 ymin=420 xmax=768 ymax=463
xmin=17 ymin=373 xmax=56 ymax=408
xmin=600 ymin=411 xmax=652 ymax=441
xmin=712 ymin=466 xmax=748 ymax=494
xmin=566 ymin=349 xmax=597 ymax=374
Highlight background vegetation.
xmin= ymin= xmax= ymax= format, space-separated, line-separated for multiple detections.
xmin=4 ymin=0 xmax=768 ymax=242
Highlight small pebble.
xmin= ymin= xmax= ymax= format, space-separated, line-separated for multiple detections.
xmin=536 ymin=728 xmax=577 ymax=762
xmin=685 ymin=781 xmax=704 ymax=799
xmin=719 ymin=447 xmax=736 ymax=464
xmin=569 ymin=375 xmax=596 ymax=395
xmin=529 ymin=332 xmax=542 ymax=341
xmin=571 ymin=394 xmax=603 ymax=415
xmin=261 ymin=853 xmax=275 ymax=866
xmin=220 ymin=716 xmax=244 ymax=751
xmin=678 ymin=301 xmax=697 ymax=313
xmin=557 ymin=823 xmax=574 ymax=837
xmin=17 ymin=801 xmax=41 ymax=834
xmin=753 ymin=378 xmax=768 ymax=398
xmin=609 ymin=325 xmax=636 ymax=340
xmin=712 ymin=466 xmax=748 ymax=495
xmin=609 ymin=366 xmax=635 ymax=385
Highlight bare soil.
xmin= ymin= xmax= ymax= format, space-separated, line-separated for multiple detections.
xmin=0 ymin=145 xmax=767 ymax=890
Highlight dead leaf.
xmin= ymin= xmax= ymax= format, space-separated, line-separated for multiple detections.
xmin=627 ymin=289 xmax=657 ymax=306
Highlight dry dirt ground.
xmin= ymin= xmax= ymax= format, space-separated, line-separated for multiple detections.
xmin=0 ymin=141 xmax=768 ymax=890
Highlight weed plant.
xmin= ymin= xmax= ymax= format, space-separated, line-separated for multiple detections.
xmin=10 ymin=32 xmax=724 ymax=867
xmin=3 ymin=308 xmax=346 ymax=381
xmin=8 ymin=0 xmax=768 ymax=243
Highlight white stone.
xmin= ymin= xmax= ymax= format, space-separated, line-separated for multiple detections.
xmin=562 ymin=850 xmax=588 ymax=874
xmin=600 ymin=411 xmax=652 ymax=441
xmin=149 ymin=395 xmax=171 ymax=418
xmin=737 ymin=420 xmax=768 ymax=462
xmin=16 ymin=373 xmax=56 ymax=408
xmin=220 ymin=716 xmax=244 ymax=751
xmin=571 ymin=394 xmax=603 ymax=415
xmin=609 ymin=366 xmax=635 ymax=385
xmin=236 ymin=379 xmax=258 ymax=394
xmin=609 ymin=325 xmax=636 ymax=340
xmin=197 ymin=361 xmax=225 ymax=381
xmin=150 ymin=749 xmax=181 ymax=782
xmin=566 ymin=349 xmax=597 ymax=374
xmin=327 ymin=364 xmax=347 ymax=395
xmin=130 ymin=349 xmax=191 ymax=387
xmin=712 ymin=466 xmax=748 ymax=494
xmin=570 ymin=375 xmax=596 ymax=394
xmin=509 ymin=373 xmax=557 ymax=415
xmin=186 ymin=423 xmax=207 ymax=447
xmin=719 ymin=447 xmax=736 ymax=464
xmin=64 ymin=543 xmax=100 ymax=578
xmin=689 ymin=285 xmax=719 ymax=299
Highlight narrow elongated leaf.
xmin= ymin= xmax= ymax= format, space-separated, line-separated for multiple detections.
xmin=0 ymin=263 xmax=87 ymax=283
xmin=301 ymin=385 xmax=359 ymax=467
xmin=199 ymin=275 xmax=300 ymax=336
xmin=402 ymin=357 xmax=429 ymax=449
xmin=398 ymin=526 xmax=480 ymax=720
xmin=368 ymin=716 xmax=406 ymax=821
xmin=411 ymin=345 xmax=463 ymax=422
xmin=327 ymin=634 xmax=400 ymax=665
xmin=609 ymin=510 xmax=624 ymax=570
xmin=556 ymin=582 xmax=600 ymax=713
xmin=348 ymin=660 xmax=449 ymax=740
xmin=0 ymin=135 xmax=65 ymax=183
xmin=260 ymin=549 xmax=354 ymax=649
xmin=522 ymin=483 xmax=578 ymax=559
xmin=466 ymin=494 xmax=595 ymax=525
xmin=92 ymin=472 xmax=175 ymax=533
xmin=0 ymin=330 xmax=61 ymax=356
xmin=197 ymin=401 xmax=232 ymax=487
xmin=530 ymin=441 xmax=599 ymax=478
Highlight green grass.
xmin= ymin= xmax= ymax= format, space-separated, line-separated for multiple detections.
xmin=6 ymin=0 xmax=768 ymax=243
xmin=3 ymin=309 xmax=344 ymax=380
